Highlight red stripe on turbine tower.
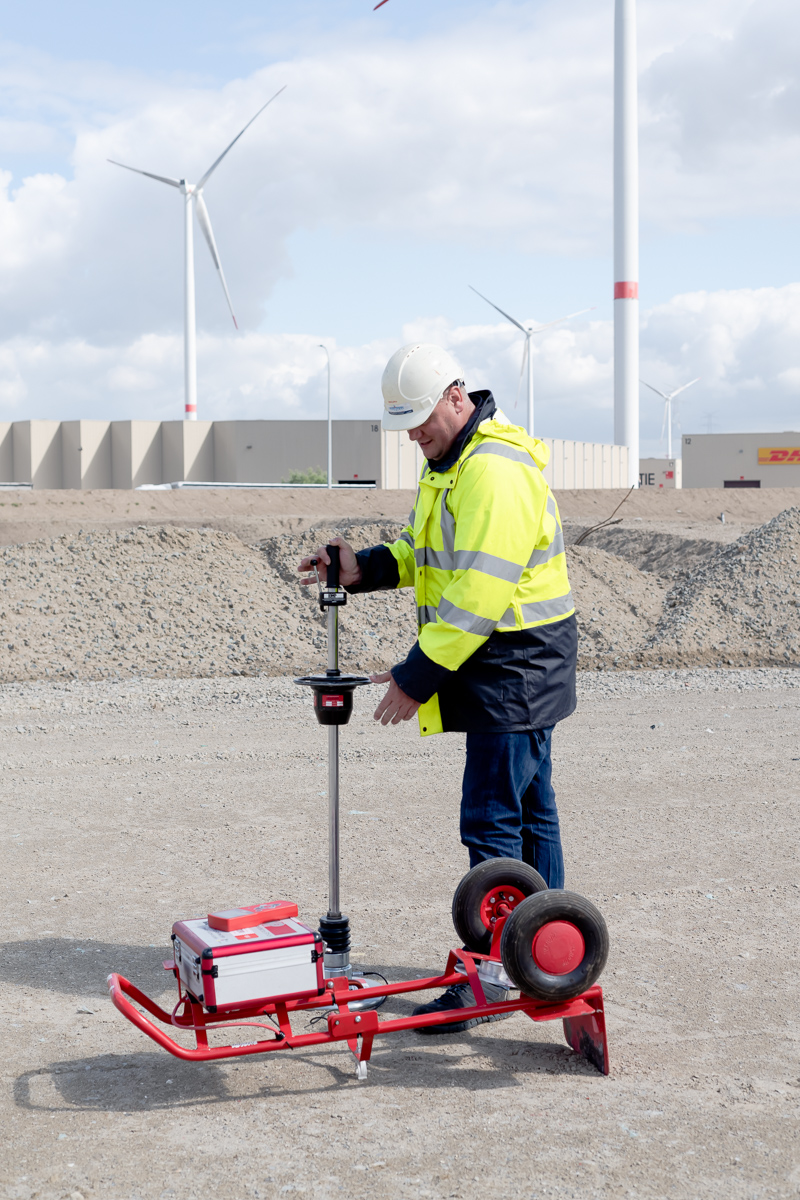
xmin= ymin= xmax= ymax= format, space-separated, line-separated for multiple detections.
xmin=614 ymin=282 xmax=638 ymax=300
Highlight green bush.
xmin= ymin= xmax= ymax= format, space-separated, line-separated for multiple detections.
xmin=282 ymin=465 xmax=328 ymax=485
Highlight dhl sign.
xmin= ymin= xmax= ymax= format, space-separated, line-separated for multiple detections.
xmin=758 ymin=447 xmax=800 ymax=465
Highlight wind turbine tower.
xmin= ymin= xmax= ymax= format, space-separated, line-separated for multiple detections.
xmin=110 ymin=87 xmax=285 ymax=420
xmin=614 ymin=0 xmax=639 ymax=485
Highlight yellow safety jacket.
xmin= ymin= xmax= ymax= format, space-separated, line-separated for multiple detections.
xmin=386 ymin=409 xmax=574 ymax=736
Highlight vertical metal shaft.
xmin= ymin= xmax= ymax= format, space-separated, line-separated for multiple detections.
xmin=327 ymin=601 xmax=340 ymax=917
xmin=327 ymin=605 xmax=338 ymax=671
xmin=328 ymin=724 xmax=340 ymax=917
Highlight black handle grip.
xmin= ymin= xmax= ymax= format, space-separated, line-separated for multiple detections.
xmin=326 ymin=544 xmax=340 ymax=589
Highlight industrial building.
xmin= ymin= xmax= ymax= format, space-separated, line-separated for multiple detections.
xmin=682 ymin=432 xmax=800 ymax=489
xmin=0 ymin=419 xmax=629 ymax=491
xmin=0 ymin=420 xmax=381 ymax=490
xmin=638 ymin=458 xmax=681 ymax=489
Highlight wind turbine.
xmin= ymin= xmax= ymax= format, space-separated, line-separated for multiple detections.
xmin=109 ymin=86 xmax=286 ymax=421
xmin=640 ymin=377 xmax=699 ymax=459
xmin=376 ymin=0 xmax=642 ymax=483
xmin=469 ymin=286 xmax=593 ymax=438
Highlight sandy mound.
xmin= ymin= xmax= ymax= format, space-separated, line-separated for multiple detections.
xmin=566 ymin=546 xmax=666 ymax=667
xmin=0 ymin=523 xmax=417 ymax=683
xmin=640 ymin=506 xmax=800 ymax=668
xmin=565 ymin=525 xmax=724 ymax=576
xmin=260 ymin=521 xmax=670 ymax=672
xmin=0 ymin=510 xmax=796 ymax=682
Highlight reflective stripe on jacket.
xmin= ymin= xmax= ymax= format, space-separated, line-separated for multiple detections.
xmin=386 ymin=409 xmax=574 ymax=735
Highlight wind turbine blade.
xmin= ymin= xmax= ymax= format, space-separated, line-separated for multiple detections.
xmin=640 ymin=379 xmax=670 ymax=402
xmin=375 ymin=0 xmax=391 ymax=6
xmin=529 ymin=305 xmax=595 ymax=335
xmin=468 ymin=285 xmax=528 ymax=334
xmin=660 ymin=400 xmax=668 ymax=443
xmin=108 ymin=160 xmax=181 ymax=188
xmin=669 ymin=377 xmax=700 ymax=400
xmin=194 ymin=191 xmax=238 ymax=328
xmin=196 ymin=86 xmax=287 ymax=190
xmin=515 ymin=339 xmax=529 ymax=410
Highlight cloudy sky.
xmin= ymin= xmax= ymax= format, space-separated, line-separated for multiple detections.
xmin=0 ymin=0 xmax=797 ymax=453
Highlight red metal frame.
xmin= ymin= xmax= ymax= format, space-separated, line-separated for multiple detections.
xmin=108 ymin=944 xmax=610 ymax=1076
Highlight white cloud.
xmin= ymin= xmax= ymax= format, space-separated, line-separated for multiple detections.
xmin=1 ymin=285 xmax=796 ymax=460
xmin=0 ymin=1 xmax=797 ymax=337
xmin=638 ymin=284 xmax=800 ymax=442
xmin=640 ymin=0 xmax=800 ymax=226
xmin=0 ymin=0 xmax=796 ymax=444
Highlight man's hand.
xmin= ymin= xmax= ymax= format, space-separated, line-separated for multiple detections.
xmin=298 ymin=536 xmax=362 ymax=588
xmin=371 ymin=671 xmax=421 ymax=726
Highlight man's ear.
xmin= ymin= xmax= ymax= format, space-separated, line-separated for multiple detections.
xmin=452 ymin=385 xmax=470 ymax=413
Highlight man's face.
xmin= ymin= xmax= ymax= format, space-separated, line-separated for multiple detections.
xmin=407 ymin=385 xmax=472 ymax=460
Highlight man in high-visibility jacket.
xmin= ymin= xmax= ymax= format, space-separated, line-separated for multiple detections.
xmin=299 ymin=343 xmax=577 ymax=1031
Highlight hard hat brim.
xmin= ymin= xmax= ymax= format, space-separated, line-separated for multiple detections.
xmin=381 ymin=396 xmax=440 ymax=432
xmin=381 ymin=409 xmax=428 ymax=432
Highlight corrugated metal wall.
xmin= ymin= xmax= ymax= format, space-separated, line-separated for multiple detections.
xmin=381 ymin=430 xmax=629 ymax=490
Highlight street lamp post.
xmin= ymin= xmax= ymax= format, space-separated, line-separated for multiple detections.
xmin=319 ymin=344 xmax=332 ymax=490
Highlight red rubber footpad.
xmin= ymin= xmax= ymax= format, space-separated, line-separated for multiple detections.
xmin=207 ymin=901 xmax=299 ymax=931
xmin=532 ymin=921 xmax=586 ymax=975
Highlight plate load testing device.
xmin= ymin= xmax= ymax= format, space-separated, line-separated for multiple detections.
xmin=108 ymin=545 xmax=611 ymax=1079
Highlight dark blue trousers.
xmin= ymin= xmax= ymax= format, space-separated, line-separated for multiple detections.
xmin=460 ymin=727 xmax=564 ymax=889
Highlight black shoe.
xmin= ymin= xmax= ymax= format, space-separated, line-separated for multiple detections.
xmin=411 ymin=980 xmax=511 ymax=1035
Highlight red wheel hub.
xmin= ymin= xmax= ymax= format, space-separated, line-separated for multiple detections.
xmin=479 ymin=886 xmax=526 ymax=929
xmin=531 ymin=921 xmax=585 ymax=975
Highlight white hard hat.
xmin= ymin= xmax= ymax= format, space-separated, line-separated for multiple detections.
xmin=381 ymin=343 xmax=464 ymax=432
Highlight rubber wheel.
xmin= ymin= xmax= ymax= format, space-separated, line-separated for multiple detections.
xmin=499 ymin=890 xmax=609 ymax=1001
xmin=452 ymin=858 xmax=548 ymax=954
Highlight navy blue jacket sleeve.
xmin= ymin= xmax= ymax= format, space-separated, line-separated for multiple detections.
xmin=391 ymin=641 xmax=453 ymax=704
xmin=345 ymin=545 xmax=400 ymax=593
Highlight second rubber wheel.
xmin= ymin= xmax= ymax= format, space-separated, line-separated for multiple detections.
xmin=499 ymin=889 xmax=609 ymax=1001
xmin=452 ymin=857 xmax=548 ymax=954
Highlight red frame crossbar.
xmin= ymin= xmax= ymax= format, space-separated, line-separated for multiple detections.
xmin=108 ymin=946 xmax=609 ymax=1075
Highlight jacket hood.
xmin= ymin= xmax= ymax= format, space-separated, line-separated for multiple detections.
xmin=477 ymin=409 xmax=551 ymax=471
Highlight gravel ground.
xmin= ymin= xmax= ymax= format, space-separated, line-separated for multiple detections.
xmin=1 ymin=667 xmax=798 ymax=1200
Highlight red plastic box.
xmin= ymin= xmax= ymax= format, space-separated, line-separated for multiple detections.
xmin=207 ymin=901 xmax=299 ymax=932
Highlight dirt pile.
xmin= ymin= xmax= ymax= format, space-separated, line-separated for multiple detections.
xmin=639 ymin=506 xmax=800 ymax=668
xmin=566 ymin=545 xmax=666 ymax=665
xmin=0 ymin=510 xmax=797 ymax=682
xmin=0 ymin=523 xmax=417 ymax=683
xmin=564 ymin=524 xmax=725 ymax=576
